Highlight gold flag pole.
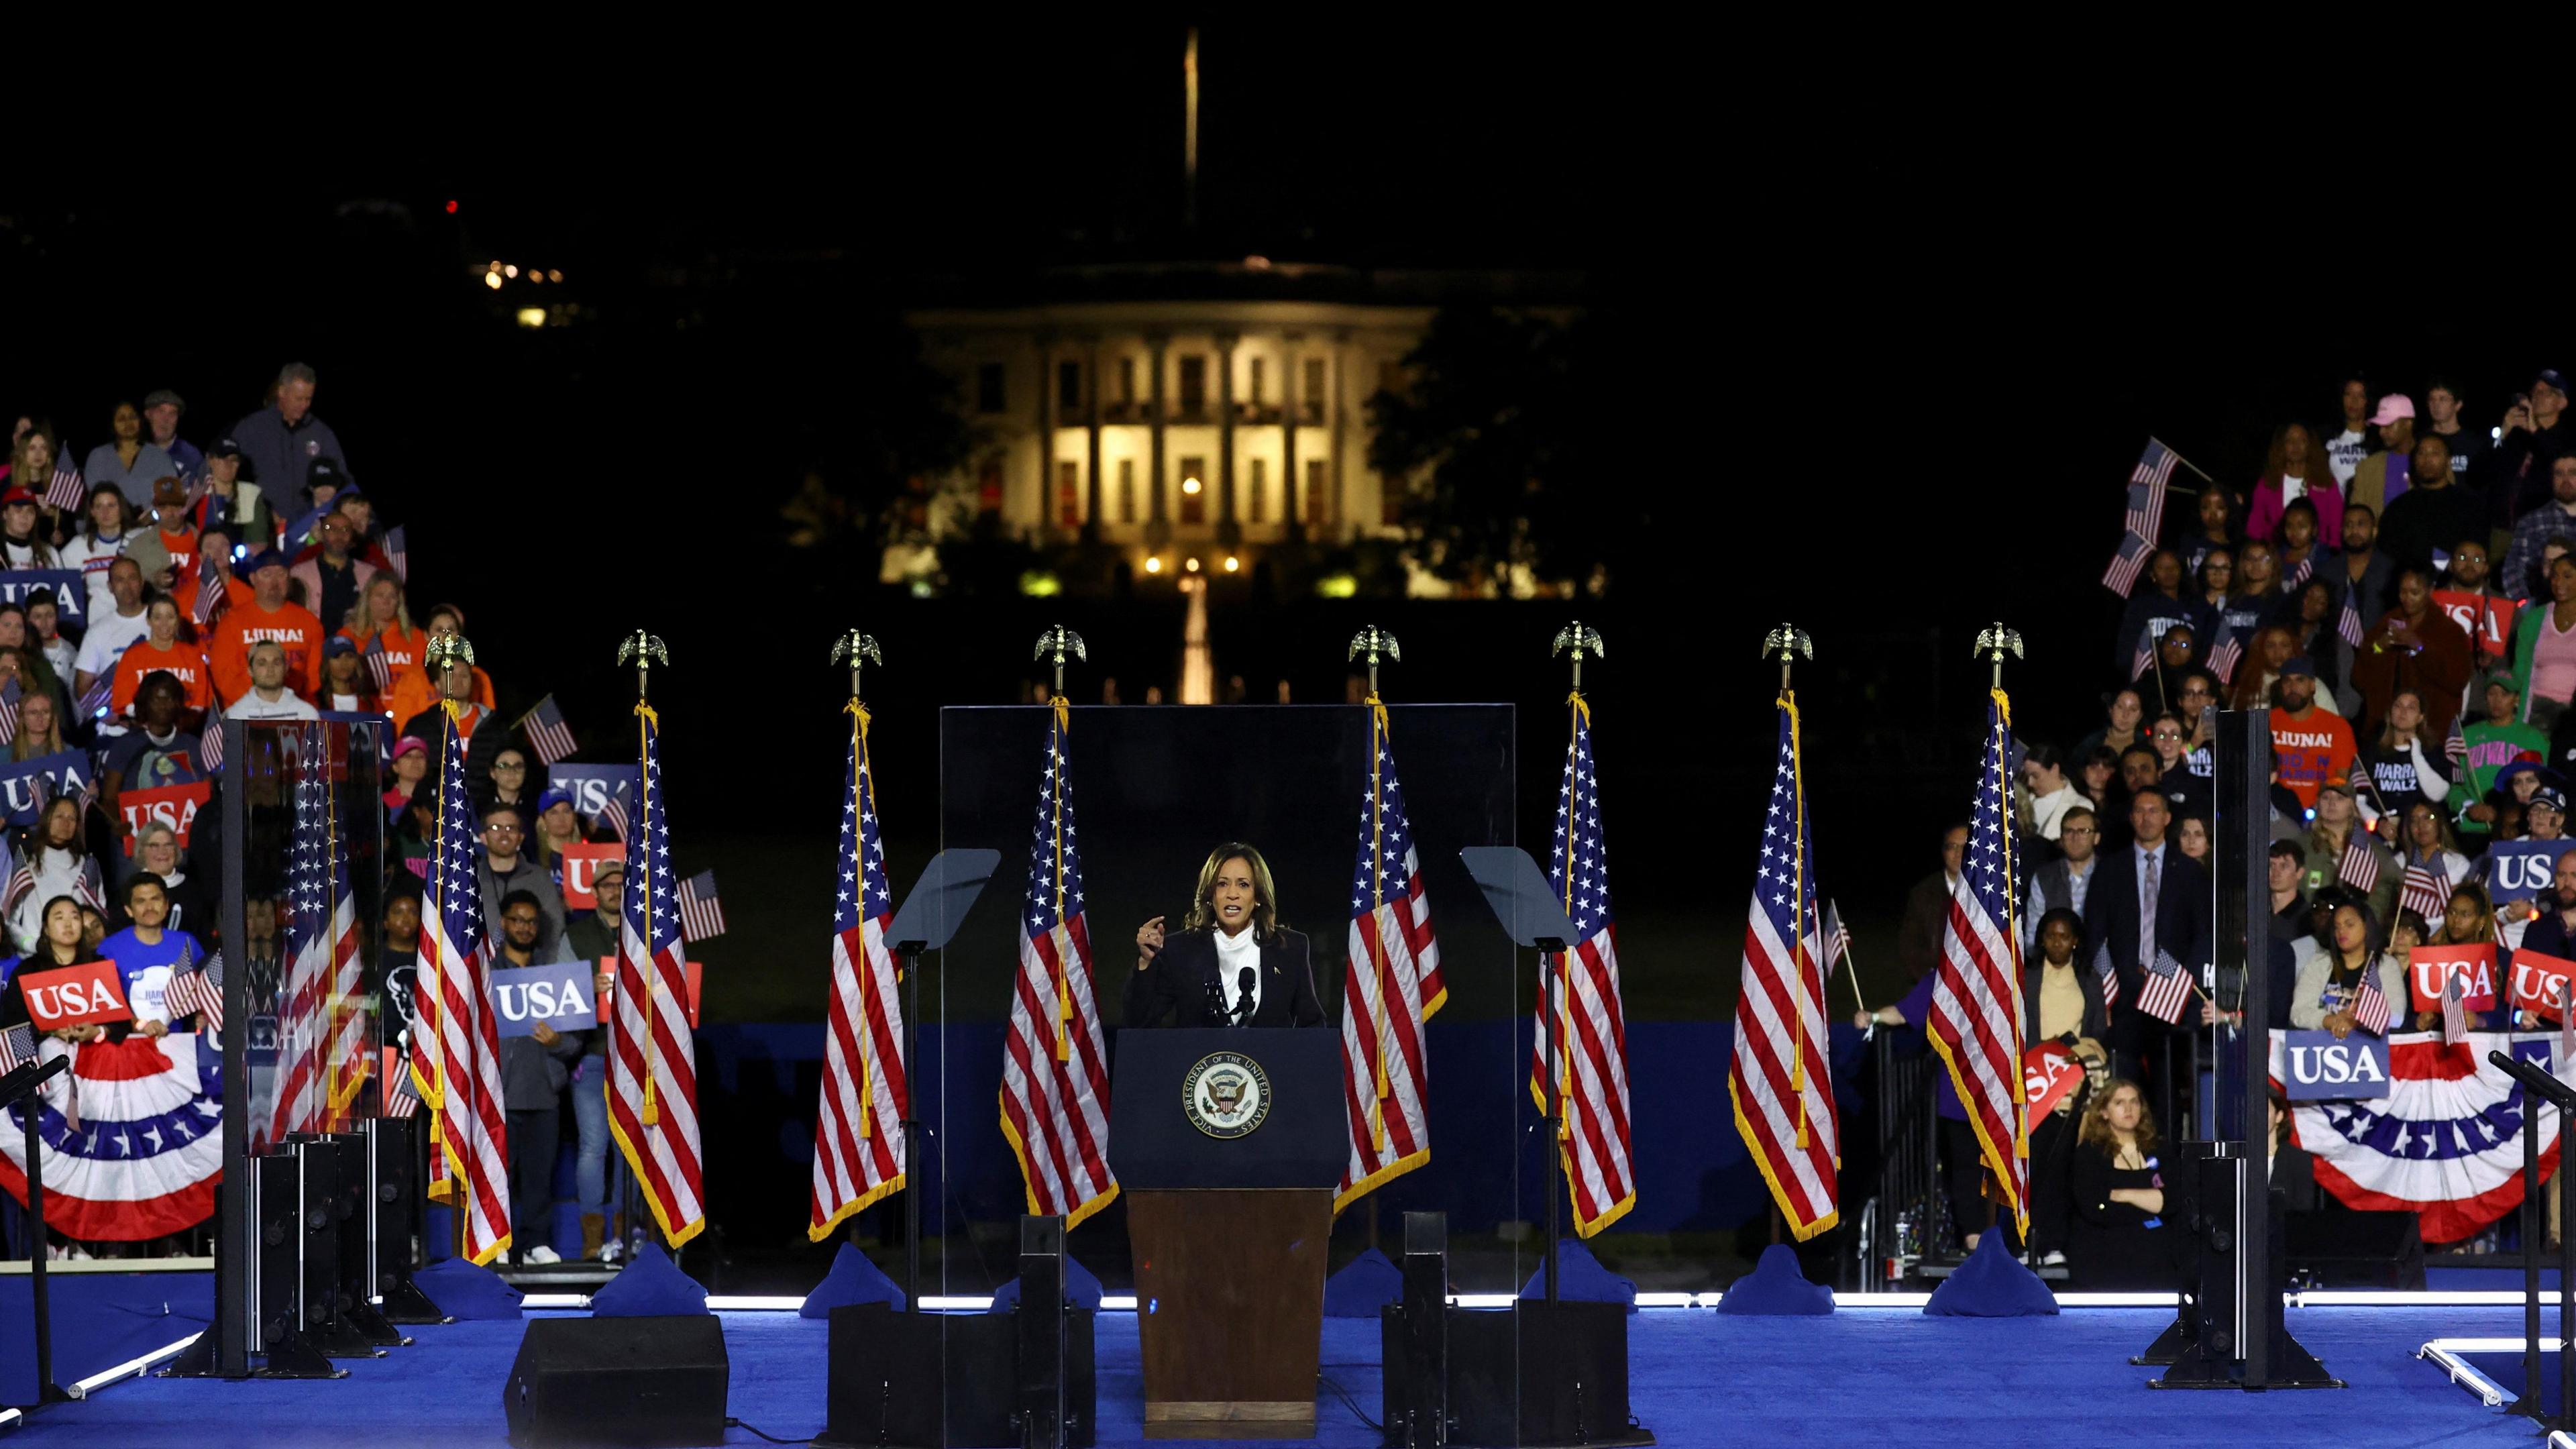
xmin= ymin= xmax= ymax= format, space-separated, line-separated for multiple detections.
xmin=1033 ymin=626 xmax=1086 ymax=1059
xmin=1349 ymin=625 xmax=1401 ymax=1152
xmin=833 ymin=629 xmax=883 ymax=1140
xmin=1548 ymin=622 xmax=1604 ymax=1144
xmin=616 ymin=629 xmax=669 ymax=1126
xmin=1765 ymin=623 xmax=1818 ymax=1149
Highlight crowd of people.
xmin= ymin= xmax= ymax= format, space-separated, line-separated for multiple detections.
xmin=1867 ymin=372 xmax=2576 ymax=1286
xmin=0 ymin=365 xmax=629 ymax=1265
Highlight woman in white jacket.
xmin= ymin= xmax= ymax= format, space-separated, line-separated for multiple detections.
xmin=8 ymin=795 xmax=102 ymax=955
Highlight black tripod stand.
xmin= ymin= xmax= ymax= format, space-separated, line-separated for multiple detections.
xmin=3 ymin=1049 xmax=74 ymax=1409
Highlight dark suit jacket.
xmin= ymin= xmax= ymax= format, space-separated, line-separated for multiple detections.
xmin=1124 ymin=926 xmax=1326 ymax=1029
xmin=2082 ymin=842 xmax=2214 ymax=1008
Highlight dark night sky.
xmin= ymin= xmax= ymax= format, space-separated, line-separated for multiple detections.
xmin=5 ymin=34 xmax=2571 ymax=1012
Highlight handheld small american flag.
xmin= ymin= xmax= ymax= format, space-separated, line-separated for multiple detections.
xmin=2131 ymin=624 xmax=2158 ymax=682
xmin=1338 ymin=698 xmax=1444 ymax=1210
xmin=2351 ymin=969 xmax=2393 ymax=1037
xmin=2285 ymin=553 xmax=2315 ymax=591
xmin=0 ymin=1022 xmax=34 ymax=1075
xmin=192 ymin=568 xmax=229 ymax=630
xmin=1823 ymin=898 xmax=1853 ymax=975
xmin=2127 ymin=439 xmax=2178 ymax=542
xmin=73 ymin=668 xmax=111 ymax=723
xmin=1 ymin=855 xmax=34 ymax=920
xmin=2136 ymin=947 xmax=2198 ymax=1026
xmin=2207 ymin=628 xmax=2247 ymax=686
xmin=199 ymin=718 xmax=225 ymax=775
xmin=2442 ymin=969 xmax=2470 ymax=1045
xmin=1928 ymin=688 xmax=2030 ymax=1236
xmin=2091 ymin=940 xmax=2124 ymax=1009
xmin=0 ymin=678 xmax=21 ymax=747
xmin=1532 ymin=696 xmax=1634 ymax=1237
xmin=164 ymin=953 xmax=224 ymax=1032
xmin=1728 ymin=692 xmax=1837 ymax=1239
xmin=385 ymin=526 xmax=408 ymax=583
xmin=2337 ymin=587 xmax=2366 ymax=649
xmin=611 ymin=703 xmax=708 ymax=1246
xmin=999 ymin=699 xmax=1118 ymax=1227
xmin=676 ymin=869 xmax=724 ymax=943
xmin=519 ymin=694 xmax=578 ymax=767
xmin=2338 ymin=837 xmax=2382 ymax=894
xmin=810 ymin=700 xmax=908 ymax=1240
xmin=2102 ymin=532 xmax=2151 ymax=598
xmin=43 ymin=465 xmax=83 ymax=514
xmin=2400 ymin=861 xmax=2450 ymax=922
xmin=413 ymin=704 xmax=512 ymax=1264
xmin=2445 ymin=714 xmax=2468 ymax=767
xmin=361 ymin=635 xmax=393 ymax=696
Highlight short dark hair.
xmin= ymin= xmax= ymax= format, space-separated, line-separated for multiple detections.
xmin=2037 ymin=907 xmax=2084 ymax=942
xmin=2269 ymin=839 xmax=2306 ymax=863
xmin=499 ymin=889 xmax=543 ymax=918
xmin=480 ymin=801 xmax=523 ymax=826
xmin=121 ymin=871 xmax=166 ymax=906
xmin=137 ymin=669 xmax=184 ymax=704
xmin=2059 ymin=805 xmax=2098 ymax=830
xmin=2024 ymin=742 xmax=2065 ymax=773
xmin=2343 ymin=500 xmax=2377 ymax=523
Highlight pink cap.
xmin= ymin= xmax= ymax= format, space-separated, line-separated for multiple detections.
xmin=2369 ymin=394 xmax=2416 ymax=426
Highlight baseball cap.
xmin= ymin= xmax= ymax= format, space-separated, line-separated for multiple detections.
xmin=2279 ymin=655 xmax=2318 ymax=679
xmin=2539 ymin=369 xmax=2571 ymax=397
xmin=324 ymin=635 xmax=355 ymax=657
xmin=244 ymin=549 xmax=286 ymax=575
xmin=2537 ymin=788 xmax=2568 ymax=814
xmin=307 ymin=458 xmax=347 ymax=492
xmin=151 ymin=476 xmax=187 ymax=505
xmin=141 ymin=389 xmax=185 ymax=414
xmin=0 ymin=489 xmax=35 ymax=508
xmin=2369 ymin=394 xmax=2416 ymax=427
xmin=536 ymin=788 xmax=575 ymax=819
xmin=207 ymin=437 xmax=243 ymax=460
xmin=592 ymin=859 xmax=626 ymax=884
xmin=2486 ymin=672 xmax=2522 ymax=695
xmin=392 ymin=735 xmax=430 ymax=760
xmin=2318 ymin=778 xmax=2355 ymax=799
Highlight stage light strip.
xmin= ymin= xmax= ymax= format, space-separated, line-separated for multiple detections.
xmin=2548 ymin=1431 xmax=2576 ymax=1449
xmin=68 ymin=1332 xmax=200 ymax=1399
xmin=2297 ymin=1289 xmax=2528 ymax=1306
xmin=2417 ymin=1336 xmax=2567 ymax=1353
xmin=704 ymin=1296 xmax=807 ymax=1311
xmin=0 ymin=1407 xmax=20 ymax=1430
xmin=521 ymin=1293 xmax=590 ymax=1309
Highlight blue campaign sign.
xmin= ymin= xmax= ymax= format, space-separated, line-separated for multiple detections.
xmin=0 ymin=749 xmax=96 ymax=826
xmin=0 ymin=571 xmax=91 ymax=639
xmin=2485 ymin=839 xmax=2576 ymax=904
xmin=546 ymin=763 xmax=640 ymax=822
xmin=487 ymin=960 xmax=598 ymax=1038
xmin=2281 ymin=1029 xmax=2392 ymax=1100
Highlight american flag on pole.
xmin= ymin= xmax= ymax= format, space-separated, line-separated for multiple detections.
xmin=2207 ymin=627 xmax=2247 ymax=685
xmin=2128 ymin=439 xmax=2178 ymax=542
xmin=2286 ymin=553 xmax=2316 ymax=592
xmin=2442 ymin=969 xmax=2471 ymax=1045
xmin=360 ymin=634 xmax=394 ymax=696
xmin=1338 ymin=700 xmax=1444 ymax=1210
xmin=2400 ymin=860 xmax=2451 ymax=922
xmin=2339 ymin=837 xmax=2383 ymax=894
xmin=810 ymin=700 xmax=908 ymax=1240
xmin=1727 ymin=691 xmax=1837 ymax=1239
xmin=199 ymin=718 xmax=224 ymax=775
xmin=2351 ymin=970 xmax=2394 ymax=1038
xmin=43 ymin=464 xmax=83 ymax=514
xmin=2102 ymin=533 xmax=2151 ymax=598
xmin=1823 ymin=898 xmax=1853 ymax=974
xmin=2090 ymin=941 xmax=2123 ymax=1009
xmin=269 ymin=732 xmax=361 ymax=1138
xmin=2135 ymin=946 xmax=2198 ymax=1026
xmin=2338 ymin=587 xmax=2367 ymax=649
xmin=193 ymin=568 xmax=229 ymax=631
xmin=2131 ymin=624 xmax=2158 ymax=682
xmin=409 ymin=704 xmax=513 ymax=1265
xmin=518 ymin=694 xmax=577 ymax=766
xmin=385 ymin=526 xmax=408 ymax=583
xmin=0 ymin=1022 xmax=32 ymax=1076
xmin=2445 ymin=714 xmax=2468 ymax=767
xmin=164 ymin=952 xmax=223 ymax=1032
xmin=1927 ymin=688 xmax=2030 ymax=1237
xmin=0 ymin=677 xmax=23 ymax=748
xmin=676 ymin=869 xmax=724 ymax=943
xmin=1530 ymin=696 xmax=1634 ymax=1236
xmin=610 ymin=704 xmax=707 ymax=1247
xmin=73 ymin=670 xmax=111 ymax=724
xmin=999 ymin=700 xmax=1118 ymax=1227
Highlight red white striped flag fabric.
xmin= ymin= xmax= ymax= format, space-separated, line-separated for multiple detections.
xmin=999 ymin=700 xmax=1118 ymax=1227
xmin=1528 ymin=696 xmax=1633 ymax=1236
xmin=2442 ymin=969 xmax=2470 ymax=1045
xmin=2090 ymin=941 xmax=2123 ymax=1009
xmin=2400 ymin=861 xmax=2451 ymax=923
xmin=810 ymin=700 xmax=908 ymax=1240
xmin=2338 ymin=837 xmax=2382 ymax=894
xmin=2135 ymin=947 xmax=2198 ymax=1026
xmin=2102 ymin=533 xmax=2151 ymax=597
xmin=2208 ymin=629 xmax=2246 ymax=685
xmin=164 ymin=953 xmax=223 ymax=1031
xmin=611 ymin=704 xmax=708 ymax=1246
xmin=411 ymin=704 xmax=512 ymax=1264
xmin=43 ymin=465 xmax=83 ymax=513
xmin=676 ymin=869 xmax=724 ymax=943
xmin=1727 ymin=692 xmax=1838 ymax=1239
xmin=1338 ymin=699 xmax=1444 ymax=1210
xmin=1927 ymin=689 xmax=2030 ymax=1237
xmin=2351 ymin=971 xmax=2393 ymax=1037
xmin=2127 ymin=439 xmax=2179 ymax=541
xmin=267 ymin=729 xmax=343 ymax=1142
xmin=0 ymin=1022 xmax=31 ymax=1075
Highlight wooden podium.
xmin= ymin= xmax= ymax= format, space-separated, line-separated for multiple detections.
xmin=1110 ymin=1028 xmax=1345 ymax=1440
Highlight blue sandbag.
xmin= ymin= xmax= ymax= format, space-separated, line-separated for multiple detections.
xmin=414 ymin=1256 xmax=524 ymax=1320
xmin=1519 ymin=1239 xmax=1636 ymax=1311
xmin=1923 ymin=1232 xmax=2059 ymax=1317
xmin=1713 ymin=1244 xmax=1833 ymax=1316
xmin=590 ymin=1242 xmax=708 ymax=1318
xmin=1324 ymin=1248 xmax=1403 ymax=1318
xmin=801 ymin=1242 xmax=907 ymax=1318
xmin=989 ymin=1255 xmax=1104 ymax=1312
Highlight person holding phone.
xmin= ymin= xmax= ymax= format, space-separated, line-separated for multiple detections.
xmin=1127 ymin=842 xmax=1326 ymax=1028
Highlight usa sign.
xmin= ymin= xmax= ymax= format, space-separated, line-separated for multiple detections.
xmin=2410 ymin=944 xmax=2499 ymax=1013
xmin=18 ymin=960 xmax=133 ymax=1030
xmin=2280 ymin=1029 xmax=2392 ymax=1100
xmin=2485 ymin=838 xmax=2575 ymax=904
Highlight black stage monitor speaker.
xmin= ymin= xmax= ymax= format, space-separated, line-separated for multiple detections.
xmin=502 ymin=1316 xmax=729 ymax=1448
xmin=2286 ymin=1209 xmax=2426 ymax=1289
xmin=1386 ymin=1299 xmax=1647 ymax=1449
xmin=823 ymin=1302 xmax=1097 ymax=1449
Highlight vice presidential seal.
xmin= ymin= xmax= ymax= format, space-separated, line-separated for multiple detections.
xmin=1182 ymin=1050 xmax=1270 ymax=1138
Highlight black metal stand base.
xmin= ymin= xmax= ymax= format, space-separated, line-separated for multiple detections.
xmin=377 ymin=1275 xmax=449 ymax=1325
xmin=343 ymin=1297 xmax=411 ymax=1347
xmin=309 ymin=1313 xmax=381 ymax=1360
xmin=252 ymin=1331 xmax=348 ymax=1380
xmin=2149 ymin=1328 xmax=2343 ymax=1390
xmin=2130 ymin=1303 xmax=2196 ymax=1366
xmin=158 ymin=1332 xmax=227 ymax=1381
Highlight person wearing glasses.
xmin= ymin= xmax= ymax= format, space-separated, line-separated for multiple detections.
xmin=474 ymin=802 xmax=566 ymax=958
xmin=2024 ymin=806 xmax=2101 ymax=949
xmin=2146 ymin=712 xmax=2211 ymax=822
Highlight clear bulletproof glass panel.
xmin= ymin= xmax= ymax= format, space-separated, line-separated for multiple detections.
xmin=239 ymin=717 xmax=386 ymax=1158
xmin=926 ymin=703 xmax=1519 ymax=1433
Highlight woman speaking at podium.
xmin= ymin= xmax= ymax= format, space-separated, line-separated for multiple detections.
xmin=1128 ymin=843 xmax=1326 ymax=1028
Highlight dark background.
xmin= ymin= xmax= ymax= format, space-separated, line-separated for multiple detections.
xmin=5 ymin=30 xmax=2567 ymax=1260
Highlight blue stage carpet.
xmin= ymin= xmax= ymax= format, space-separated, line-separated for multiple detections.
xmin=1 ymin=1305 xmax=2551 ymax=1447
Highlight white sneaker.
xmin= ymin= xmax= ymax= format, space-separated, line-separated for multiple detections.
xmin=2041 ymin=1250 xmax=2066 ymax=1267
xmin=600 ymin=1240 xmax=625 ymax=1266
xmin=523 ymin=1246 xmax=561 ymax=1265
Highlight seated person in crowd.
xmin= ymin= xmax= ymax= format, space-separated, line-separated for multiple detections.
xmin=2290 ymin=898 xmax=2406 ymax=1034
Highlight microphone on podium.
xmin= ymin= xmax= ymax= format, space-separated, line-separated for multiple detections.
xmin=1233 ymin=967 xmax=1257 ymax=1023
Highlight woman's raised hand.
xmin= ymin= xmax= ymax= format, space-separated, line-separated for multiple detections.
xmin=1135 ymin=915 xmax=1165 ymax=971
